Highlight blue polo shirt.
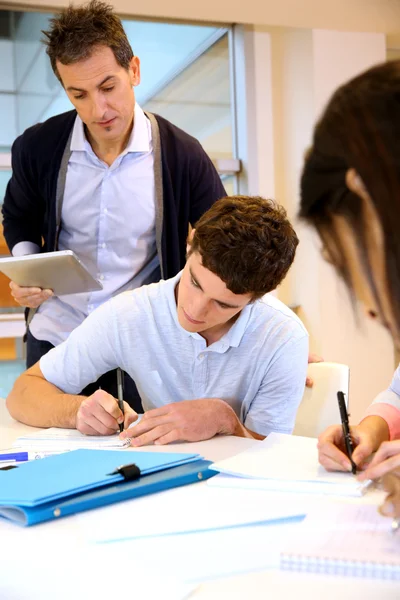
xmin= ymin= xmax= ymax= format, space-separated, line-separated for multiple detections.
xmin=40 ymin=272 xmax=309 ymax=436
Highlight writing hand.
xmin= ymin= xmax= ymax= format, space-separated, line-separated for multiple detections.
xmin=317 ymin=424 xmax=375 ymax=472
xmin=76 ymin=389 xmax=137 ymax=435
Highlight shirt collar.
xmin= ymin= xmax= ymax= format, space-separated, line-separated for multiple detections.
xmin=70 ymin=103 xmax=151 ymax=153
xmin=165 ymin=271 xmax=254 ymax=350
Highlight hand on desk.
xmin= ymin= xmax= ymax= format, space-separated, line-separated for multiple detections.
xmin=120 ymin=398 xmax=242 ymax=446
xmin=76 ymin=389 xmax=138 ymax=435
xmin=10 ymin=280 xmax=53 ymax=308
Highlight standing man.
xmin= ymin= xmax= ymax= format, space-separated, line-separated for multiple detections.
xmin=1 ymin=1 xmax=225 ymax=410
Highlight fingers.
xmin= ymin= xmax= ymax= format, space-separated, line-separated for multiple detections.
xmin=123 ymin=410 xmax=176 ymax=446
xmin=360 ymin=442 xmax=400 ymax=480
xmin=349 ymin=444 xmax=374 ymax=471
xmin=77 ymin=390 xmax=124 ymax=435
xmin=305 ymin=376 xmax=314 ymax=388
xmin=379 ymin=473 xmax=400 ymax=518
xmin=120 ymin=409 xmax=170 ymax=439
xmin=367 ymin=440 xmax=400 ymax=469
xmin=317 ymin=425 xmax=352 ymax=471
xmin=131 ymin=424 xmax=177 ymax=447
xmin=154 ymin=430 xmax=181 ymax=446
xmin=123 ymin=404 xmax=138 ymax=430
xmin=10 ymin=281 xmax=53 ymax=308
xmin=77 ymin=420 xmax=105 ymax=436
xmin=308 ymin=353 xmax=323 ymax=364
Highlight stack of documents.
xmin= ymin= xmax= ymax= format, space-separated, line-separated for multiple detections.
xmin=13 ymin=427 xmax=130 ymax=452
xmin=209 ymin=433 xmax=365 ymax=497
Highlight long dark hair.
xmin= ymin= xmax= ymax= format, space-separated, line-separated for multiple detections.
xmin=300 ymin=60 xmax=400 ymax=335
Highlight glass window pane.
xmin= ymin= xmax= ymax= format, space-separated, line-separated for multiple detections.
xmin=144 ymin=34 xmax=233 ymax=161
xmin=0 ymin=8 xmax=232 ymax=162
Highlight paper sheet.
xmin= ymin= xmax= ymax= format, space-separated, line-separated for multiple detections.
xmin=0 ymin=544 xmax=196 ymax=600
xmin=13 ymin=427 xmax=131 ymax=451
xmin=77 ymin=482 xmax=308 ymax=543
xmin=210 ymin=433 xmax=363 ymax=496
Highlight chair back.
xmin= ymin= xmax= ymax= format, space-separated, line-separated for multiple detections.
xmin=293 ymin=362 xmax=349 ymax=438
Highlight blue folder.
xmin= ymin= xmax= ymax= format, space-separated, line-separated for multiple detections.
xmin=0 ymin=449 xmax=215 ymax=526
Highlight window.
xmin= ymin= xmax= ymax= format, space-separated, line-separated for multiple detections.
xmin=0 ymin=10 xmax=239 ymax=199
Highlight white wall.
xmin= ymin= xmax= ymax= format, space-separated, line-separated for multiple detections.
xmin=268 ymin=28 xmax=394 ymax=422
xmin=3 ymin=0 xmax=400 ymax=34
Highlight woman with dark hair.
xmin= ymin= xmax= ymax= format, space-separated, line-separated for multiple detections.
xmin=300 ymin=60 xmax=400 ymax=519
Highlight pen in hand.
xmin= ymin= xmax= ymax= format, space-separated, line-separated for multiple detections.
xmin=337 ymin=390 xmax=357 ymax=475
xmin=116 ymin=368 xmax=125 ymax=433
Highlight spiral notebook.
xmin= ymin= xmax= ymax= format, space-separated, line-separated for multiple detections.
xmin=13 ymin=427 xmax=131 ymax=452
xmin=280 ymin=503 xmax=400 ymax=580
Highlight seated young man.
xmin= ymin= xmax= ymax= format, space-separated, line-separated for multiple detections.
xmin=7 ymin=196 xmax=309 ymax=445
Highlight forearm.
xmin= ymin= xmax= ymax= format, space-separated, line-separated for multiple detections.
xmin=6 ymin=364 xmax=82 ymax=429
xmin=217 ymin=400 xmax=262 ymax=440
xmin=357 ymin=416 xmax=390 ymax=451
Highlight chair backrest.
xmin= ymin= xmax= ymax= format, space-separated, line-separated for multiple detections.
xmin=293 ymin=362 xmax=349 ymax=438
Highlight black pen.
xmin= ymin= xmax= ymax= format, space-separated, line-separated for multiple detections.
xmin=337 ymin=391 xmax=357 ymax=474
xmin=116 ymin=368 xmax=125 ymax=433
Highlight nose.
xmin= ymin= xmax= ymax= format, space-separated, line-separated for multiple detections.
xmin=91 ymin=94 xmax=108 ymax=121
xmin=190 ymin=297 xmax=208 ymax=321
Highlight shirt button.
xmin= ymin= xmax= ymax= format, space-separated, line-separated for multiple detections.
xmin=99 ymin=274 xmax=105 ymax=281
xmin=103 ymin=208 xmax=108 ymax=215
xmin=101 ymin=243 xmax=106 ymax=249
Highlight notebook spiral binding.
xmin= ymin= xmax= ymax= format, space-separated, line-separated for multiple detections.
xmin=280 ymin=554 xmax=400 ymax=580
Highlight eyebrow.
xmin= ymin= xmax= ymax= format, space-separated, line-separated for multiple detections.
xmin=189 ymin=267 xmax=240 ymax=309
xmin=66 ymin=75 xmax=115 ymax=93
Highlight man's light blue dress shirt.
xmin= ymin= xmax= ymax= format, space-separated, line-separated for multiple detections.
xmin=14 ymin=104 xmax=158 ymax=346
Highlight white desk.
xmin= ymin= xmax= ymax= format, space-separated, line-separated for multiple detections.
xmin=0 ymin=399 xmax=399 ymax=599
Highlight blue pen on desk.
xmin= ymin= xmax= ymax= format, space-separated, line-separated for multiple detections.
xmin=0 ymin=451 xmax=55 ymax=463
xmin=0 ymin=451 xmax=29 ymax=463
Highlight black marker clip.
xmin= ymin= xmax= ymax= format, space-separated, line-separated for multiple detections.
xmin=107 ymin=463 xmax=141 ymax=481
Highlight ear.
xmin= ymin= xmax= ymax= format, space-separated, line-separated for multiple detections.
xmin=129 ymin=56 xmax=141 ymax=87
xmin=186 ymin=228 xmax=195 ymax=254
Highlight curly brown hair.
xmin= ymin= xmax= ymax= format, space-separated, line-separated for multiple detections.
xmin=42 ymin=0 xmax=133 ymax=83
xmin=189 ymin=196 xmax=299 ymax=299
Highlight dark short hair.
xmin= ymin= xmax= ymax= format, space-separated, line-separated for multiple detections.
xmin=299 ymin=60 xmax=400 ymax=331
xmin=42 ymin=0 xmax=133 ymax=83
xmin=189 ymin=196 xmax=299 ymax=299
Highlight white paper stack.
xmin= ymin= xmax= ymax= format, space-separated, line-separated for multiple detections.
xmin=209 ymin=432 xmax=364 ymax=497
xmin=13 ymin=427 xmax=130 ymax=452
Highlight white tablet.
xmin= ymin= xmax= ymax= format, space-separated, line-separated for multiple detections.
xmin=0 ymin=250 xmax=103 ymax=296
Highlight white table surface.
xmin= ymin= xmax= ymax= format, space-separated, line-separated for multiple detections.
xmin=0 ymin=398 xmax=399 ymax=599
